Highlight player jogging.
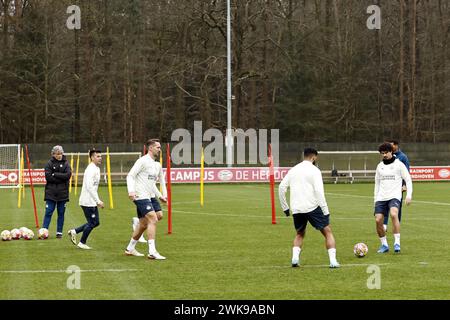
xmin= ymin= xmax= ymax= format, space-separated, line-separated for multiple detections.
xmin=374 ymin=142 xmax=412 ymax=253
xmin=125 ymin=139 xmax=167 ymax=259
xmin=383 ymin=139 xmax=410 ymax=232
xmin=68 ymin=149 xmax=104 ymax=250
xmin=131 ymin=155 xmax=166 ymax=243
xmin=279 ymin=148 xmax=340 ymax=268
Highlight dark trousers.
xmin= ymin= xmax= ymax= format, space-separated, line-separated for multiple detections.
xmin=42 ymin=200 xmax=67 ymax=234
xmin=75 ymin=206 xmax=100 ymax=244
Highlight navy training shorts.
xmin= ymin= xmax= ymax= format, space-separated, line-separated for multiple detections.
xmin=374 ymin=199 xmax=401 ymax=217
xmin=151 ymin=197 xmax=162 ymax=213
xmin=293 ymin=207 xmax=330 ymax=232
xmin=133 ymin=199 xmax=155 ymax=218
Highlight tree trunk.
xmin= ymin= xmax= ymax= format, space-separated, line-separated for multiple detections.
xmin=103 ymin=0 xmax=112 ymax=143
xmin=333 ymin=0 xmax=342 ymax=65
xmin=376 ymin=0 xmax=384 ymax=140
xmin=399 ymin=0 xmax=405 ymax=140
xmin=73 ymin=28 xmax=81 ymax=143
xmin=407 ymin=0 xmax=417 ymax=140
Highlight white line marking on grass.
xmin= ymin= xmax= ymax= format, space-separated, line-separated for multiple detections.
xmin=173 ymin=199 xmax=249 ymax=205
xmin=245 ymin=185 xmax=450 ymax=207
xmin=326 ymin=192 xmax=450 ymax=207
xmin=172 ymin=210 xmax=447 ymax=221
xmin=0 ymin=269 xmax=141 ymax=274
xmin=260 ymin=263 xmax=391 ymax=269
xmin=172 ymin=209 xmax=264 ymax=219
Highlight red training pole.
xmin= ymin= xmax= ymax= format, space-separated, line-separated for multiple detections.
xmin=143 ymin=144 xmax=147 ymax=156
xmin=166 ymin=143 xmax=172 ymax=234
xmin=269 ymin=143 xmax=276 ymax=224
xmin=25 ymin=145 xmax=39 ymax=229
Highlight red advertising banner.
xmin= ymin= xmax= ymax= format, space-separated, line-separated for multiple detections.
xmin=409 ymin=166 xmax=450 ymax=181
xmin=0 ymin=170 xmax=19 ymax=185
xmin=0 ymin=169 xmax=46 ymax=185
xmin=162 ymin=167 xmax=290 ymax=183
xmin=2 ymin=166 xmax=450 ymax=185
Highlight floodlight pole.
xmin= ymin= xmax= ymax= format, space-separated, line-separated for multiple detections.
xmin=226 ymin=0 xmax=233 ymax=168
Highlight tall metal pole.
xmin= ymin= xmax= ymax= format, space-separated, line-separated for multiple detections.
xmin=226 ymin=0 xmax=233 ymax=167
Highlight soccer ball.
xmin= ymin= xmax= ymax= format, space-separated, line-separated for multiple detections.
xmin=19 ymin=227 xmax=29 ymax=235
xmin=353 ymin=243 xmax=368 ymax=258
xmin=38 ymin=228 xmax=49 ymax=240
xmin=1 ymin=230 xmax=12 ymax=241
xmin=23 ymin=229 xmax=34 ymax=240
xmin=10 ymin=228 xmax=22 ymax=240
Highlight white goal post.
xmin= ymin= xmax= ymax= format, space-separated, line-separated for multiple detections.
xmin=0 ymin=144 xmax=21 ymax=189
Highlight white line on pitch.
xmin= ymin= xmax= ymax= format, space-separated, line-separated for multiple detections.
xmin=0 ymin=269 xmax=141 ymax=274
xmin=326 ymin=192 xmax=450 ymax=207
xmin=241 ymin=185 xmax=450 ymax=207
xmin=172 ymin=209 xmax=263 ymax=219
xmin=172 ymin=210 xmax=447 ymax=221
xmin=260 ymin=263 xmax=391 ymax=269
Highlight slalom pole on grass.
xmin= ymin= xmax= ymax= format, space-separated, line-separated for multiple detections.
xmin=268 ymin=143 xmax=276 ymax=224
xmin=200 ymin=147 xmax=204 ymax=207
xmin=21 ymin=147 xmax=25 ymax=200
xmin=17 ymin=147 xmax=24 ymax=208
xmin=69 ymin=154 xmax=74 ymax=194
xmin=25 ymin=145 xmax=39 ymax=229
xmin=166 ymin=143 xmax=172 ymax=234
xmin=106 ymin=147 xmax=114 ymax=209
xmin=74 ymin=153 xmax=80 ymax=195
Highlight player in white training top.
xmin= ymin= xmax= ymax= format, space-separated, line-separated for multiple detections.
xmin=68 ymin=149 xmax=104 ymax=250
xmin=131 ymin=155 xmax=167 ymax=243
xmin=279 ymin=148 xmax=340 ymax=268
xmin=374 ymin=142 xmax=412 ymax=254
xmin=125 ymin=139 xmax=167 ymax=259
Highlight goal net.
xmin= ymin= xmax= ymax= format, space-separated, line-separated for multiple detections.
xmin=0 ymin=144 xmax=21 ymax=188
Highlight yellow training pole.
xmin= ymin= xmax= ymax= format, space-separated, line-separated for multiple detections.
xmin=17 ymin=147 xmax=24 ymax=208
xmin=21 ymin=147 xmax=25 ymax=200
xmin=106 ymin=147 xmax=114 ymax=209
xmin=200 ymin=147 xmax=204 ymax=207
xmin=74 ymin=153 xmax=80 ymax=196
xmin=69 ymin=154 xmax=74 ymax=194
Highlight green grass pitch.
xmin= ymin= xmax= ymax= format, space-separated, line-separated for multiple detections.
xmin=0 ymin=182 xmax=449 ymax=299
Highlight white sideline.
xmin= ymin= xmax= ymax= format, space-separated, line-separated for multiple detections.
xmin=245 ymin=186 xmax=450 ymax=207
xmin=0 ymin=268 xmax=140 ymax=274
xmin=326 ymin=192 xmax=450 ymax=206
xmin=261 ymin=263 xmax=391 ymax=269
xmin=172 ymin=209 xmax=447 ymax=221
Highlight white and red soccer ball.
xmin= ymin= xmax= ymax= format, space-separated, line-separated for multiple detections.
xmin=354 ymin=242 xmax=369 ymax=257
xmin=10 ymin=228 xmax=22 ymax=240
xmin=1 ymin=230 xmax=12 ymax=241
xmin=38 ymin=228 xmax=49 ymax=240
xmin=22 ymin=229 xmax=34 ymax=240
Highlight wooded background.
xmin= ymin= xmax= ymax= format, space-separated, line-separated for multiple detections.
xmin=0 ymin=0 xmax=449 ymax=144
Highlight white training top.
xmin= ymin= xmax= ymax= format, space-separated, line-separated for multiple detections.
xmin=374 ymin=158 xmax=413 ymax=202
xmin=150 ymin=160 xmax=167 ymax=199
xmin=127 ymin=154 xmax=163 ymax=200
xmin=278 ymin=160 xmax=330 ymax=215
xmin=79 ymin=162 xmax=101 ymax=207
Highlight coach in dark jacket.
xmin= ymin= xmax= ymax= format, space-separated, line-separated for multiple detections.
xmin=43 ymin=145 xmax=72 ymax=238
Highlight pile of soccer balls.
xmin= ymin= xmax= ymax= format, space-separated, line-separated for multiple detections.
xmin=353 ymin=242 xmax=369 ymax=258
xmin=1 ymin=227 xmax=49 ymax=241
